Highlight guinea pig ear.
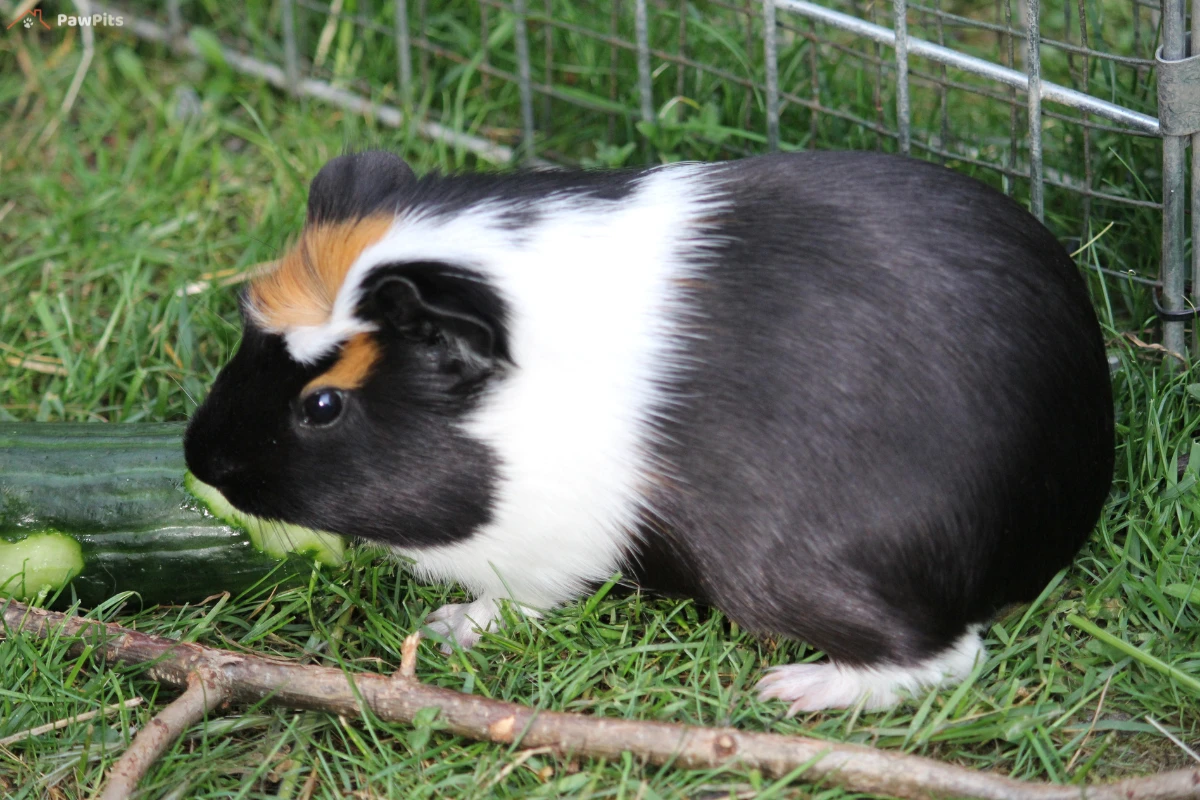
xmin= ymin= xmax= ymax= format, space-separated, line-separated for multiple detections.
xmin=365 ymin=265 xmax=508 ymax=381
xmin=306 ymin=151 xmax=415 ymax=225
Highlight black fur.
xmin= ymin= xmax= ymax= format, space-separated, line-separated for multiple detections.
xmin=358 ymin=261 xmax=513 ymax=373
xmin=306 ymin=151 xmax=640 ymax=225
xmin=184 ymin=292 xmax=502 ymax=549
xmin=307 ymin=151 xmax=416 ymax=224
xmin=624 ymin=152 xmax=1113 ymax=666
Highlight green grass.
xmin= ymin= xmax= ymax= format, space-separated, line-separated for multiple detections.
xmin=1 ymin=11 xmax=1198 ymax=800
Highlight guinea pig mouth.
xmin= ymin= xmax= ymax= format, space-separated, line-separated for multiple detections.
xmin=211 ymin=482 xmax=287 ymax=523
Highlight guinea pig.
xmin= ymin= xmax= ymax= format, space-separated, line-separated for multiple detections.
xmin=183 ymin=149 xmax=1114 ymax=713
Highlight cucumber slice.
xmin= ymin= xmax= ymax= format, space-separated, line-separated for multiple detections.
xmin=0 ymin=532 xmax=85 ymax=601
xmin=185 ymin=473 xmax=345 ymax=567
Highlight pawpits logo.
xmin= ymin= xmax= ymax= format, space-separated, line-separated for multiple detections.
xmin=6 ymin=7 xmax=125 ymax=30
xmin=6 ymin=8 xmax=50 ymax=29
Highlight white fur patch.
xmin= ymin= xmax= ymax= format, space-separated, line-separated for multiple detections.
xmin=285 ymin=317 xmax=376 ymax=366
xmin=288 ymin=165 xmax=727 ymax=611
xmin=756 ymin=629 xmax=985 ymax=713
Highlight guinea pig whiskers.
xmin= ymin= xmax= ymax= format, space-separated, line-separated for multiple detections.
xmin=264 ymin=516 xmax=298 ymax=555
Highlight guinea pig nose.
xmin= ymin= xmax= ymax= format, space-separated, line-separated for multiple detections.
xmin=187 ymin=451 xmax=243 ymax=489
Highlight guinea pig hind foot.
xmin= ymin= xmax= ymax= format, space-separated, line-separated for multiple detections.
xmin=423 ymin=597 xmax=545 ymax=654
xmin=423 ymin=598 xmax=503 ymax=653
xmin=756 ymin=629 xmax=985 ymax=714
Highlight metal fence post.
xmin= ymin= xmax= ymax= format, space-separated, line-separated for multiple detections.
xmin=281 ymin=0 xmax=300 ymax=94
xmin=167 ymin=0 xmax=182 ymax=39
xmin=513 ymin=0 xmax=537 ymax=158
xmin=764 ymin=0 xmax=780 ymax=151
xmin=893 ymin=0 xmax=910 ymax=155
xmin=635 ymin=0 xmax=655 ymax=124
xmin=1163 ymin=0 xmax=1188 ymax=362
xmin=1024 ymin=0 xmax=1043 ymax=221
xmin=1191 ymin=0 xmax=1200 ymax=355
xmin=394 ymin=0 xmax=413 ymax=105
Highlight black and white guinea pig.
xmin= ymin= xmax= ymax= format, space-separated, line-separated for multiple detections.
xmin=184 ymin=150 xmax=1114 ymax=713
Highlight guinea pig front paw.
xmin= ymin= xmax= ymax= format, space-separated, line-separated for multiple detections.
xmin=423 ymin=598 xmax=501 ymax=653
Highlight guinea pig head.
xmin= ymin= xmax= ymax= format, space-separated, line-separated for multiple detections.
xmin=184 ymin=152 xmax=508 ymax=548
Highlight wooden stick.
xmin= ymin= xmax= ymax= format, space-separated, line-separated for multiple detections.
xmin=98 ymin=668 xmax=230 ymax=800
xmin=3 ymin=601 xmax=1198 ymax=800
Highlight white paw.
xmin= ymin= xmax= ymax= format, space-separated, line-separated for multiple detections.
xmin=424 ymin=598 xmax=502 ymax=652
xmin=757 ymin=662 xmax=904 ymax=713
xmin=756 ymin=630 xmax=984 ymax=714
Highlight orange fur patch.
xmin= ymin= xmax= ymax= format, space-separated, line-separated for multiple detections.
xmin=303 ymin=333 xmax=381 ymax=393
xmin=249 ymin=216 xmax=393 ymax=330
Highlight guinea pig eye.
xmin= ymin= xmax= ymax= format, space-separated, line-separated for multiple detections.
xmin=299 ymin=389 xmax=345 ymax=427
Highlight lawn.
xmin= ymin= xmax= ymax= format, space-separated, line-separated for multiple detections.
xmin=1 ymin=6 xmax=1198 ymax=799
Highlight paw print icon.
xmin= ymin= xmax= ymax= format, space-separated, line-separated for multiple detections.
xmin=7 ymin=9 xmax=51 ymax=29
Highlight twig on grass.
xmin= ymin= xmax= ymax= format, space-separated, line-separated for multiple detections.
xmin=397 ymin=630 xmax=419 ymax=680
xmin=484 ymin=746 xmax=556 ymax=791
xmin=1065 ymin=674 xmax=1111 ymax=773
xmin=1147 ymin=718 xmax=1200 ymax=765
xmin=3 ymin=354 xmax=69 ymax=376
xmin=1122 ymin=333 xmax=1189 ymax=367
xmin=0 ymin=697 xmax=144 ymax=747
xmin=3 ymin=600 xmax=1199 ymax=800
xmin=98 ymin=667 xmax=231 ymax=800
xmin=174 ymin=263 xmax=273 ymax=298
xmin=297 ymin=767 xmax=319 ymax=800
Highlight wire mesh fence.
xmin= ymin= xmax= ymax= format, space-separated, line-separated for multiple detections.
xmin=95 ymin=0 xmax=1196 ymax=355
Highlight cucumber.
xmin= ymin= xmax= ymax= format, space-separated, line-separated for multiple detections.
xmin=0 ymin=423 xmax=345 ymax=606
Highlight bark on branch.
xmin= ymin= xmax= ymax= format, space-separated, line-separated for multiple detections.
xmin=3 ymin=601 xmax=1198 ymax=800
xmin=98 ymin=667 xmax=230 ymax=800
